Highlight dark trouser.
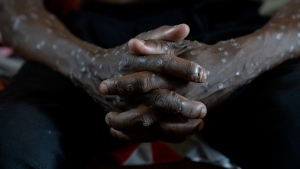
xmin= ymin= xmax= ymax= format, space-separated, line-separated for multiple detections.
xmin=201 ymin=58 xmax=300 ymax=169
xmin=0 ymin=62 xmax=124 ymax=169
xmin=0 ymin=0 xmax=299 ymax=169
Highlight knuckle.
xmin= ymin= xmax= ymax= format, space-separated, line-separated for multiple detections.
xmin=159 ymin=122 xmax=169 ymax=131
xmin=136 ymin=72 xmax=153 ymax=93
xmin=116 ymin=82 xmax=125 ymax=94
xmin=125 ymin=84 xmax=134 ymax=93
xmin=154 ymin=89 xmax=170 ymax=108
xmin=137 ymin=116 xmax=152 ymax=128
xmin=111 ymin=80 xmax=122 ymax=93
xmin=152 ymin=90 xmax=180 ymax=110
xmin=164 ymin=91 xmax=177 ymax=110
xmin=139 ymin=77 xmax=151 ymax=92
xmin=155 ymin=54 xmax=173 ymax=69
xmin=118 ymin=57 xmax=133 ymax=71
xmin=167 ymin=91 xmax=182 ymax=113
xmin=154 ymin=97 xmax=165 ymax=108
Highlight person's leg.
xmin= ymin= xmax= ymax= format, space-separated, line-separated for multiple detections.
xmin=201 ymin=58 xmax=300 ymax=169
xmin=0 ymin=61 xmax=120 ymax=169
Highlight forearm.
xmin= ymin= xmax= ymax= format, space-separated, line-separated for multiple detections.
xmin=0 ymin=0 xmax=104 ymax=78
xmin=242 ymin=0 xmax=300 ymax=72
xmin=232 ymin=0 xmax=300 ymax=89
xmin=192 ymin=0 xmax=300 ymax=110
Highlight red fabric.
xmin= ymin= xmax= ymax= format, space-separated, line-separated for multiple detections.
xmin=152 ymin=141 xmax=182 ymax=163
xmin=106 ymin=141 xmax=183 ymax=165
xmin=0 ymin=80 xmax=9 ymax=91
xmin=45 ymin=0 xmax=80 ymax=20
xmin=0 ymin=83 xmax=5 ymax=91
xmin=106 ymin=143 xmax=141 ymax=165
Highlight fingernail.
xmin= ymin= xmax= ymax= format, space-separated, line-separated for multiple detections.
xmin=190 ymin=64 xmax=207 ymax=83
xmin=99 ymin=82 xmax=108 ymax=94
xmin=200 ymin=105 xmax=207 ymax=118
xmin=193 ymin=102 xmax=207 ymax=119
xmin=198 ymin=67 xmax=207 ymax=83
xmin=105 ymin=115 xmax=111 ymax=126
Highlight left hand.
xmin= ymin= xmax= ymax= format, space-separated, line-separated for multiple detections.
xmin=101 ymin=38 xmax=209 ymax=143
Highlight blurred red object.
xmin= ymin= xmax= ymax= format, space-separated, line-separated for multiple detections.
xmin=0 ymin=79 xmax=9 ymax=91
xmin=0 ymin=46 xmax=13 ymax=57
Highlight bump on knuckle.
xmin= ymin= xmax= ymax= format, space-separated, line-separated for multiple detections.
xmin=125 ymin=84 xmax=134 ymax=93
xmin=148 ymin=89 xmax=169 ymax=108
xmin=160 ymin=122 xmax=168 ymax=131
xmin=119 ymin=57 xmax=133 ymax=71
xmin=139 ymin=116 xmax=151 ymax=128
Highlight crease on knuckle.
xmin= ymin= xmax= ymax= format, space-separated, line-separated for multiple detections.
xmin=135 ymin=72 xmax=152 ymax=93
xmin=139 ymin=77 xmax=151 ymax=92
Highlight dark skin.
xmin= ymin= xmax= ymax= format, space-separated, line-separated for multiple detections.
xmin=0 ymin=0 xmax=207 ymax=143
xmin=100 ymin=0 xmax=300 ymax=141
xmin=1 ymin=0 xmax=299 ymax=143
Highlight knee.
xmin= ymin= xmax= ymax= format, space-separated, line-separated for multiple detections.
xmin=0 ymin=101 xmax=66 ymax=169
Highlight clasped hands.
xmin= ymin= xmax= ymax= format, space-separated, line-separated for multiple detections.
xmin=97 ymin=24 xmax=209 ymax=143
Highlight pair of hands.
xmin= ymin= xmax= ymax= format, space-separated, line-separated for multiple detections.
xmin=83 ymin=24 xmax=243 ymax=143
xmin=102 ymin=24 xmax=207 ymax=143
